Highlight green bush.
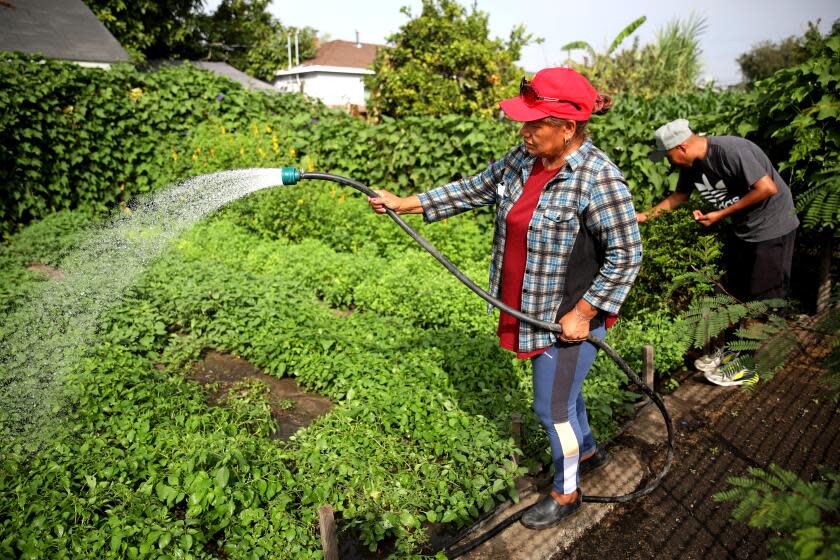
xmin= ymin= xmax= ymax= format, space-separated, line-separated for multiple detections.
xmin=1 ymin=49 xmax=749 ymax=245
xmin=602 ymin=310 xmax=690 ymax=380
xmin=623 ymin=207 xmax=723 ymax=316
xmin=0 ymin=181 xmax=703 ymax=557
xmin=0 ymin=52 xmax=322 ymax=237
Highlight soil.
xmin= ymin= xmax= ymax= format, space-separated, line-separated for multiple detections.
xmin=26 ymin=263 xmax=64 ymax=281
xmin=193 ymin=349 xmax=333 ymax=440
xmin=561 ymin=332 xmax=840 ymax=560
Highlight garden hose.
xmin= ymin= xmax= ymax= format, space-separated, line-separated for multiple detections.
xmin=279 ymin=168 xmax=674 ymax=555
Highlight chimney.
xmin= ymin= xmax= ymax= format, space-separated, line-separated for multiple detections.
xmin=355 ymin=30 xmax=361 ymax=48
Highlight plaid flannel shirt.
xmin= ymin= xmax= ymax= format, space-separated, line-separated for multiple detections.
xmin=417 ymin=140 xmax=642 ymax=352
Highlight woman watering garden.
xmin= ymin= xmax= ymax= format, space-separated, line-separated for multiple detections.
xmin=368 ymin=67 xmax=643 ymax=529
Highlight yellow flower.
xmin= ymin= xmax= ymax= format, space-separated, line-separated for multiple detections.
xmin=62 ymin=105 xmax=74 ymax=114
xmin=171 ymin=150 xmax=178 ymax=161
xmin=129 ymin=87 xmax=143 ymax=101
xmin=257 ymin=147 xmax=267 ymax=159
xmin=220 ymin=126 xmax=227 ymax=135
xmin=240 ymin=147 xmax=245 ymax=156
xmin=192 ymin=153 xmax=199 ymax=161
xmin=264 ymin=124 xmax=272 ymax=133
xmin=289 ymin=147 xmax=297 ymax=158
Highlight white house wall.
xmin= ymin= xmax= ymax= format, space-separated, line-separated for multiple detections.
xmin=274 ymin=72 xmax=368 ymax=107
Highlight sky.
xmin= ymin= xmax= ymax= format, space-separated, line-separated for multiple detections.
xmin=210 ymin=0 xmax=840 ymax=85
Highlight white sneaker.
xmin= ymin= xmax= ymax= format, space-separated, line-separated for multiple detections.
xmin=694 ymin=350 xmax=739 ymax=374
xmin=704 ymin=365 xmax=759 ymax=387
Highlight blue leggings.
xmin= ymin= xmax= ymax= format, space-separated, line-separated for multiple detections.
xmin=532 ymin=324 xmax=605 ymax=495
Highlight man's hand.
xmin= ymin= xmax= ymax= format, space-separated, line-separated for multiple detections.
xmin=692 ymin=209 xmax=723 ymax=227
xmin=691 ymin=175 xmax=777 ymax=227
xmin=636 ymin=192 xmax=689 ymax=224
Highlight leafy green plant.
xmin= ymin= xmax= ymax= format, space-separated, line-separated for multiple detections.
xmin=364 ymin=0 xmax=537 ymax=118
xmin=84 ymin=0 xmax=205 ymax=61
xmin=0 ymin=52 xmax=323 ymax=237
xmin=714 ymin=464 xmax=840 ymax=559
xmin=222 ymin=379 xmax=277 ymax=438
xmin=622 ymin=207 xmax=723 ymax=316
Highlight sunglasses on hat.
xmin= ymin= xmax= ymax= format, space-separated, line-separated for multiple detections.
xmin=519 ymin=77 xmax=582 ymax=111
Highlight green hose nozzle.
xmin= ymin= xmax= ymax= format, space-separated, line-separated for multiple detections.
xmin=280 ymin=167 xmax=302 ymax=185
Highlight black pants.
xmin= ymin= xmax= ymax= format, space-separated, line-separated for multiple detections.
xmin=724 ymin=229 xmax=796 ymax=305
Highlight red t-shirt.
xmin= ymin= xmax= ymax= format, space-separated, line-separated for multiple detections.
xmin=497 ymin=159 xmax=557 ymax=359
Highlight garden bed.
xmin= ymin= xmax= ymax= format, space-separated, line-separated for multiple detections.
xmin=193 ymin=349 xmax=333 ymax=440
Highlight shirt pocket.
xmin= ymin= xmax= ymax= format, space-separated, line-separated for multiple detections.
xmin=537 ymin=206 xmax=578 ymax=248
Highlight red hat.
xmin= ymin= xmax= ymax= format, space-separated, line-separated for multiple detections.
xmin=499 ymin=67 xmax=597 ymax=122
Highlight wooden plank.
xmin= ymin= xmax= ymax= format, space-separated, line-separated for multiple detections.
xmin=318 ymin=505 xmax=338 ymax=560
xmin=642 ymin=344 xmax=655 ymax=390
xmin=511 ymin=412 xmax=522 ymax=467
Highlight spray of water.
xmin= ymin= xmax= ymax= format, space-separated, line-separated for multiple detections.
xmin=0 ymin=168 xmax=289 ymax=454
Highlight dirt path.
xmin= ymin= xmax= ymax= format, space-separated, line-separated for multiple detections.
xmin=562 ymin=342 xmax=839 ymax=559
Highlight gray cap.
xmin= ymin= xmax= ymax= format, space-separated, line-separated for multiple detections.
xmin=649 ymin=118 xmax=693 ymax=162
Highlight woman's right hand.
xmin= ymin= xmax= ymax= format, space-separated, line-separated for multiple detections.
xmin=368 ymin=189 xmax=403 ymax=214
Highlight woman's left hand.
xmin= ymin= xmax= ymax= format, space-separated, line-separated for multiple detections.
xmin=558 ymin=302 xmax=597 ymax=342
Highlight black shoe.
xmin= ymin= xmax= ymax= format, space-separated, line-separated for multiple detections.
xmin=579 ymin=445 xmax=610 ymax=477
xmin=520 ymin=491 xmax=582 ymax=530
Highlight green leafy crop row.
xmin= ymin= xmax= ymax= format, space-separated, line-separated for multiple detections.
xmin=0 ymin=203 xmax=691 ymax=557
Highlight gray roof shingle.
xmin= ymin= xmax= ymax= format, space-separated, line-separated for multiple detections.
xmin=192 ymin=61 xmax=276 ymax=91
xmin=0 ymin=0 xmax=131 ymax=64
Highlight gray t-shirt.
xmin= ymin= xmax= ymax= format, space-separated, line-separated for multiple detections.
xmin=676 ymin=136 xmax=799 ymax=242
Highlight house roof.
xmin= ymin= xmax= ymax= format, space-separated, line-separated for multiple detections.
xmin=192 ymin=61 xmax=276 ymax=92
xmin=301 ymin=39 xmax=381 ymax=70
xmin=0 ymin=0 xmax=131 ymax=64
